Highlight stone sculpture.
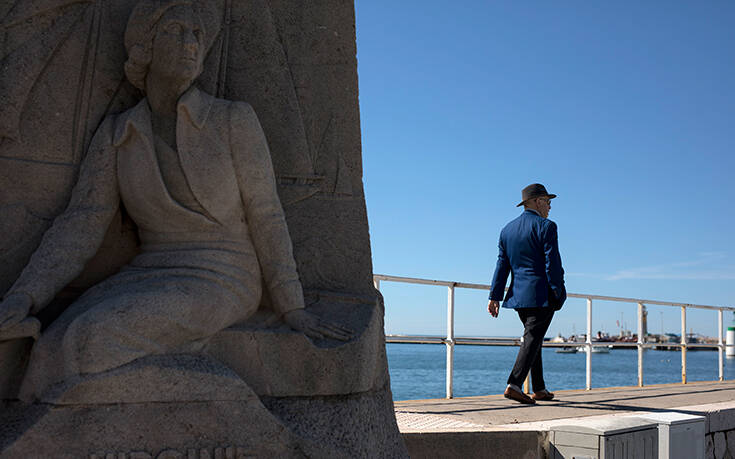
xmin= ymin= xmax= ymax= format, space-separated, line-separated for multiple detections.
xmin=0 ymin=0 xmax=349 ymax=401
xmin=0 ymin=0 xmax=406 ymax=456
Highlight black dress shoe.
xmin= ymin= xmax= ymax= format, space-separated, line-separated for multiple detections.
xmin=532 ymin=390 xmax=555 ymax=401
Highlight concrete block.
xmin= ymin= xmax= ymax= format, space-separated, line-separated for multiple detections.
xmin=715 ymin=432 xmax=727 ymax=459
xmin=402 ymin=431 xmax=548 ymax=459
xmin=633 ymin=411 xmax=705 ymax=459
xmin=550 ymin=416 xmax=658 ymax=459
xmin=708 ymin=406 xmax=735 ymax=433
xmin=553 ymin=430 xmax=599 ymax=449
xmin=727 ymin=431 xmax=735 ymax=457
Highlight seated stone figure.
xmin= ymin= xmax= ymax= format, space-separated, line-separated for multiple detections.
xmin=0 ymin=0 xmax=349 ymax=401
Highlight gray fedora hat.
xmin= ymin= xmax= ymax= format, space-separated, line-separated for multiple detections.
xmin=517 ymin=183 xmax=557 ymax=207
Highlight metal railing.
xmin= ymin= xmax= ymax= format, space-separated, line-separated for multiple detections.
xmin=374 ymin=273 xmax=735 ymax=399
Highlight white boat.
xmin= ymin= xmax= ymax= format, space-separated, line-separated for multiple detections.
xmin=578 ymin=345 xmax=610 ymax=354
xmin=555 ymin=346 xmax=578 ymax=354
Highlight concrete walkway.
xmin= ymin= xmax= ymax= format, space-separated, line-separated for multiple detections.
xmin=395 ymin=381 xmax=735 ymax=458
xmin=396 ymin=381 xmax=735 ymax=430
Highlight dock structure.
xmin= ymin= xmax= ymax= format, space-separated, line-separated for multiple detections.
xmin=395 ymin=381 xmax=735 ymax=458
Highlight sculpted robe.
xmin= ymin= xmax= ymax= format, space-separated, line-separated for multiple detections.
xmin=7 ymin=86 xmax=303 ymax=400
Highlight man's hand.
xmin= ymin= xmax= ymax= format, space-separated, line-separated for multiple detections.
xmin=0 ymin=292 xmax=33 ymax=331
xmin=487 ymin=300 xmax=500 ymax=318
xmin=283 ymin=308 xmax=353 ymax=341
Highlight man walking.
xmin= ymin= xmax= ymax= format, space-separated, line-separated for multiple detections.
xmin=488 ymin=183 xmax=566 ymax=404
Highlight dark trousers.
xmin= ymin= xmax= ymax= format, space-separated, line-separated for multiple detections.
xmin=507 ymin=307 xmax=555 ymax=392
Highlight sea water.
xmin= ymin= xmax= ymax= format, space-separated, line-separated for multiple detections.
xmin=387 ymin=343 xmax=735 ymax=401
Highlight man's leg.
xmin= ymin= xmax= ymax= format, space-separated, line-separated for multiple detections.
xmin=507 ymin=307 xmax=554 ymax=389
xmin=530 ymin=308 xmax=555 ymax=392
xmin=529 ymin=353 xmax=556 ymax=400
xmin=530 ymin=341 xmax=546 ymax=393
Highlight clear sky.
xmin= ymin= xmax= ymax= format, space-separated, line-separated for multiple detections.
xmin=355 ymin=1 xmax=735 ymax=339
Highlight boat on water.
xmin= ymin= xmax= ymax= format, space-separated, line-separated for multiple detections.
xmin=555 ymin=347 xmax=578 ymax=354
xmin=555 ymin=345 xmax=611 ymax=354
xmin=579 ymin=345 xmax=611 ymax=354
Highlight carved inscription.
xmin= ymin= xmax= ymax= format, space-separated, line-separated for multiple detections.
xmin=89 ymin=446 xmax=253 ymax=459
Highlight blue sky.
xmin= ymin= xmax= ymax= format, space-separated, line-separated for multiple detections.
xmin=355 ymin=1 xmax=735 ymax=339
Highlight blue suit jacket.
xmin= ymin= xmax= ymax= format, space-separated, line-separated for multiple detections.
xmin=489 ymin=210 xmax=566 ymax=309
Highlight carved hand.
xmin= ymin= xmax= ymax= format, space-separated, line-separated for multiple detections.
xmin=0 ymin=292 xmax=33 ymax=331
xmin=283 ymin=309 xmax=353 ymax=341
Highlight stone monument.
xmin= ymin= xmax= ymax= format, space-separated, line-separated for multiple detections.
xmin=0 ymin=0 xmax=407 ymax=457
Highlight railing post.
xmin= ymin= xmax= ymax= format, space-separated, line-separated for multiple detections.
xmin=718 ymin=309 xmax=724 ymax=382
xmin=681 ymin=306 xmax=687 ymax=384
xmin=446 ymin=284 xmax=455 ymax=399
xmin=637 ymin=303 xmax=644 ymax=387
xmin=522 ymin=336 xmax=530 ymax=394
xmin=586 ymin=298 xmax=592 ymax=390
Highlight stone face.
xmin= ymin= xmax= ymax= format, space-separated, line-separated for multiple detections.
xmin=0 ymin=0 xmax=405 ymax=456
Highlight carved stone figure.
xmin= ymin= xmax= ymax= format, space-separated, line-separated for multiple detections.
xmin=0 ymin=0 xmax=350 ymax=402
xmin=0 ymin=0 xmax=406 ymax=456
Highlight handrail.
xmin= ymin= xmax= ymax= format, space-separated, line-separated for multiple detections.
xmin=374 ymin=274 xmax=735 ymax=311
xmin=374 ymin=273 xmax=735 ymax=399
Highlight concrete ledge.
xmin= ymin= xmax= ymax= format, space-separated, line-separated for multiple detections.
xmin=675 ymin=401 xmax=735 ymax=434
xmin=396 ymin=382 xmax=735 ymax=458
xmin=402 ymin=430 xmax=548 ymax=459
